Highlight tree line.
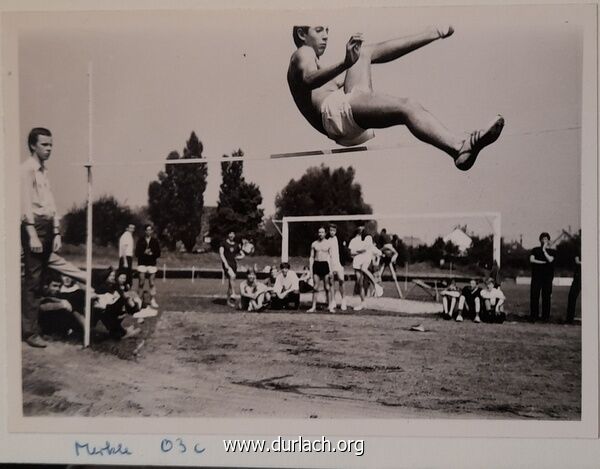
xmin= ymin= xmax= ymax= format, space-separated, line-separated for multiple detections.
xmin=61 ymin=131 xmax=581 ymax=274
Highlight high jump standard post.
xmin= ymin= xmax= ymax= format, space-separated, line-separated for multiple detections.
xmin=84 ymin=62 xmax=93 ymax=348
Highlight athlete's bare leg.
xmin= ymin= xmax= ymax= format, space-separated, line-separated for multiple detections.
xmin=354 ymin=269 xmax=366 ymax=310
xmin=148 ymin=273 xmax=158 ymax=307
xmin=343 ymin=35 xmax=504 ymax=170
xmin=369 ymin=27 xmax=448 ymax=64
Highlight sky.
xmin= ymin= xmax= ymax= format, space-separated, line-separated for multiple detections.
xmin=14 ymin=4 xmax=586 ymax=248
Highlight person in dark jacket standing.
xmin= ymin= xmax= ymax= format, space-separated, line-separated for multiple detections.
xmin=565 ymin=251 xmax=581 ymax=324
xmin=136 ymin=224 xmax=161 ymax=308
xmin=529 ymin=232 xmax=556 ymax=322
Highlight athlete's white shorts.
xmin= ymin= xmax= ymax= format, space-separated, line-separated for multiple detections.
xmin=137 ymin=265 xmax=158 ymax=274
xmin=352 ymin=253 xmax=371 ymax=271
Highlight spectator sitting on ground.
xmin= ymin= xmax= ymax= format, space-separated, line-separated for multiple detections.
xmin=38 ymin=274 xmax=83 ymax=339
xmin=265 ymin=264 xmax=279 ymax=290
xmin=58 ymin=274 xmax=88 ymax=331
xmin=115 ymin=269 xmax=143 ymax=315
xmin=239 ymin=269 xmax=271 ymax=312
xmin=440 ymin=279 xmax=461 ymax=319
xmin=480 ymin=278 xmax=506 ymax=323
xmin=456 ymin=278 xmax=482 ymax=323
xmin=94 ymin=268 xmax=140 ymax=339
xmin=271 ymin=262 xmax=301 ymax=310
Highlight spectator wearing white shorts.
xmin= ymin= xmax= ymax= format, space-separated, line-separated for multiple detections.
xmin=348 ymin=226 xmax=383 ymax=311
xmin=135 ymin=224 xmax=161 ymax=308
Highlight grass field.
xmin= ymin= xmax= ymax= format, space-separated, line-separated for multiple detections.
xmin=22 ymin=278 xmax=581 ymax=420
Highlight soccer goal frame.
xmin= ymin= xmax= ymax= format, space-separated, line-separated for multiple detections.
xmin=280 ymin=212 xmax=502 ymax=267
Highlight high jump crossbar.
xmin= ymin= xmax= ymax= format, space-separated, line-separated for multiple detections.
xmin=280 ymin=212 xmax=502 ymax=267
xmin=76 ymin=124 xmax=582 ymax=168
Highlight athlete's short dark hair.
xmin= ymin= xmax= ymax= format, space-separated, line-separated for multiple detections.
xmin=292 ymin=25 xmax=310 ymax=48
xmin=280 ymin=262 xmax=291 ymax=269
xmin=28 ymin=127 xmax=52 ymax=153
xmin=539 ymin=232 xmax=551 ymax=242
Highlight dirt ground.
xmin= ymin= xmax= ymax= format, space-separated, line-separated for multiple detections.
xmin=22 ymin=280 xmax=581 ymax=420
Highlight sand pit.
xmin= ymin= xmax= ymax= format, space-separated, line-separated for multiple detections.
xmin=299 ymin=292 xmax=442 ymax=314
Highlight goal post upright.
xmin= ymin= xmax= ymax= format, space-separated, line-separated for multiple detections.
xmin=281 ymin=219 xmax=290 ymax=263
xmin=281 ymin=211 xmax=501 ymax=266
xmin=493 ymin=214 xmax=502 ymax=268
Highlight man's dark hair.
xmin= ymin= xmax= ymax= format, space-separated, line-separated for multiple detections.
xmin=28 ymin=127 xmax=52 ymax=153
xmin=145 ymin=224 xmax=153 ymax=230
xmin=328 ymin=223 xmax=337 ymax=230
xmin=539 ymin=232 xmax=551 ymax=242
xmin=280 ymin=262 xmax=291 ymax=269
xmin=292 ymin=25 xmax=310 ymax=48
xmin=45 ymin=271 xmax=63 ymax=286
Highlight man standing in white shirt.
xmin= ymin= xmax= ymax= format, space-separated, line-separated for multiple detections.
xmin=118 ymin=224 xmax=136 ymax=286
xmin=21 ymin=127 xmax=62 ymax=348
xmin=272 ymin=262 xmax=301 ymax=310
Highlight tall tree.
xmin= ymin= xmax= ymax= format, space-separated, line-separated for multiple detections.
xmin=274 ymin=165 xmax=372 ymax=256
xmin=147 ymin=132 xmax=208 ymax=251
xmin=208 ymin=149 xmax=264 ymax=250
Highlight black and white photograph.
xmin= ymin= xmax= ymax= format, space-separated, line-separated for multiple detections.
xmin=1 ymin=1 xmax=599 ymax=467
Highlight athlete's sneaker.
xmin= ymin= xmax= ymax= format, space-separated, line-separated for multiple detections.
xmin=353 ymin=303 xmax=365 ymax=311
xmin=455 ymin=314 xmax=464 ymax=322
xmin=375 ymin=284 xmax=384 ymax=297
xmin=150 ymin=298 xmax=159 ymax=309
xmin=474 ymin=315 xmax=481 ymax=323
xmin=133 ymin=307 xmax=158 ymax=319
xmin=455 ymin=115 xmax=505 ymax=171
xmin=340 ymin=299 xmax=347 ymax=311
xmin=307 ymin=307 xmax=317 ymax=313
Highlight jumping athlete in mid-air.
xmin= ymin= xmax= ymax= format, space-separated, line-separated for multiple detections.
xmin=287 ymin=25 xmax=504 ymax=170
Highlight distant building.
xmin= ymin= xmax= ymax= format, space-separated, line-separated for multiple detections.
xmin=443 ymin=228 xmax=473 ymax=254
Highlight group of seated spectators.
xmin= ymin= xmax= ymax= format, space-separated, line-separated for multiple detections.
xmin=440 ymin=277 xmax=506 ymax=324
xmin=38 ymin=267 xmax=156 ymax=341
xmin=237 ymin=262 xmax=305 ymax=312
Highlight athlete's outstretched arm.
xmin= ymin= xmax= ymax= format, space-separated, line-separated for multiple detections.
xmin=292 ymin=34 xmax=362 ymax=90
xmin=370 ymin=26 xmax=454 ymax=64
